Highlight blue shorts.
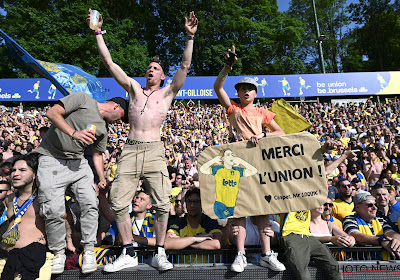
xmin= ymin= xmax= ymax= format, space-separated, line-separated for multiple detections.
xmin=214 ymin=201 xmax=234 ymax=219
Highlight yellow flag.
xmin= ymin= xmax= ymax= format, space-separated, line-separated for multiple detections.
xmin=269 ymin=99 xmax=311 ymax=134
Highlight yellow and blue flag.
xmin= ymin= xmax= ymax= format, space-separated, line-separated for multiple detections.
xmin=0 ymin=29 xmax=109 ymax=102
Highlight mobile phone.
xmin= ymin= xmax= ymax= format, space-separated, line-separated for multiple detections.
xmin=225 ymin=51 xmax=237 ymax=67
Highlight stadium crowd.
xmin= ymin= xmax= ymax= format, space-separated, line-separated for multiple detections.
xmin=0 ymin=97 xmax=400 ymax=278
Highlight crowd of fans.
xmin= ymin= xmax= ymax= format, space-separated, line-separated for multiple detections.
xmin=1 ymin=97 xmax=400 ymax=275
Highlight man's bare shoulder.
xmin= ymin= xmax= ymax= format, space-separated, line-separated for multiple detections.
xmin=161 ymin=84 xmax=176 ymax=99
xmin=127 ymin=78 xmax=144 ymax=97
xmin=136 ymin=84 xmax=173 ymax=101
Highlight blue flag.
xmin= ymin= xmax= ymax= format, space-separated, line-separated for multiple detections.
xmin=0 ymin=29 xmax=109 ymax=102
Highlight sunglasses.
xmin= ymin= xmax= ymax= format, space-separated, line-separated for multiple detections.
xmin=323 ymin=203 xmax=333 ymax=207
xmin=341 ymin=184 xmax=353 ymax=188
xmin=364 ymin=203 xmax=377 ymax=208
xmin=175 ymin=199 xmax=182 ymax=204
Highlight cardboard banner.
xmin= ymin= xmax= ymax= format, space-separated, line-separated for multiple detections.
xmin=198 ymin=132 xmax=328 ymax=219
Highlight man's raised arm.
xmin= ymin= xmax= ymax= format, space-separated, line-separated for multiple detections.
xmin=87 ymin=9 xmax=137 ymax=93
xmin=168 ymin=11 xmax=198 ymax=96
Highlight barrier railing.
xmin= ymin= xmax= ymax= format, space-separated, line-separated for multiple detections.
xmin=327 ymin=245 xmax=394 ymax=261
xmin=114 ymin=245 xmax=395 ymax=265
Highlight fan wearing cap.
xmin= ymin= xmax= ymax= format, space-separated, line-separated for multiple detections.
xmin=90 ymin=10 xmax=198 ymax=272
xmin=214 ymin=46 xmax=285 ymax=273
xmin=214 ymin=46 xmax=285 ymax=145
xmin=35 ymin=92 xmax=128 ymax=274
xmin=343 ymin=191 xmax=400 ymax=258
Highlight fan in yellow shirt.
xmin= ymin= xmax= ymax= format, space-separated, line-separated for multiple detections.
xmin=332 ymin=179 xmax=354 ymax=221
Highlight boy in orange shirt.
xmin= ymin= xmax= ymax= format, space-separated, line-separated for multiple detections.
xmin=213 ymin=46 xmax=286 ymax=273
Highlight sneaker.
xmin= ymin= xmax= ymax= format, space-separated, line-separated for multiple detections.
xmin=151 ymin=247 xmax=173 ymax=271
xmin=82 ymin=251 xmax=97 ymax=274
xmin=103 ymin=248 xmax=138 ymax=273
xmin=260 ymin=250 xmax=286 ymax=271
xmin=230 ymin=251 xmax=247 ymax=273
xmin=51 ymin=253 xmax=66 ymax=274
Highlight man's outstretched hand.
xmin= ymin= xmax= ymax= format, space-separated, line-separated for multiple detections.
xmin=87 ymin=8 xmax=103 ymax=32
xmin=185 ymin=11 xmax=198 ymax=36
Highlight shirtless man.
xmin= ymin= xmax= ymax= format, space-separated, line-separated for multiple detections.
xmin=0 ymin=180 xmax=11 ymax=236
xmin=364 ymin=147 xmax=383 ymax=187
xmin=0 ymin=153 xmax=47 ymax=279
xmin=88 ymin=9 xmax=198 ymax=271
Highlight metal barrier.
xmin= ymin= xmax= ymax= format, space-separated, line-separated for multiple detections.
xmin=130 ymin=245 xmax=395 ymax=265
xmin=51 ymin=246 xmax=400 ymax=280
xmin=328 ymin=245 xmax=394 ymax=261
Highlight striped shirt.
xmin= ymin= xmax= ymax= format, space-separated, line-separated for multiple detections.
xmin=343 ymin=214 xmax=393 ymax=236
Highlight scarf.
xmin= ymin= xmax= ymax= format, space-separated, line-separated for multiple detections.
xmin=2 ymin=190 xmax=37 ymax=245
xmin=354 ymin=214 xmax=388 ymax=260
xmin=354 ymin=214 xmax=384 ymax=237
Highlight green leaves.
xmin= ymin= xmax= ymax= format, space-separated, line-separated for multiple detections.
xmin=1 ymin=0 xmax=398 ymax=79
xmin=343 ymin=0 xmax=400 ymax=72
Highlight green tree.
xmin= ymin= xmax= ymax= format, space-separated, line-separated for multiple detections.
xmin=342 ymin=0 xmax=400 ymax=72
xmin=0 ymin=0 xmax=149 ymax=78
xmin=154 ymin=0 xmax=307 ymax=76
xmin=287 ymin=0 xmax=349 ymax=73
xmin=0 ymin=0 xmax=308 ymax=80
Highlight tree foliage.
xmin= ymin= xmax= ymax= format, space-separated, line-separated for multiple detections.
xmin=287 ymin=0 xmax=349 ymax=73
xmin=152 ymin=0 xmax=308 ymax=76
xmin=342 ymin=0 xmax=400 ymax=72
xmin=0 ymin=0 xmax=307 ymax=79
xmin=0 ymin=0 xmax=399 ymax=80
xmin=0 ymin=0 xmax=150 ymax=78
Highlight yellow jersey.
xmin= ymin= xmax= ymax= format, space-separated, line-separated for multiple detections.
xmin=279 ymin=211 xmax=312 ymax=238
xmin=211 ymin=165 xmax=244 ymax=207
